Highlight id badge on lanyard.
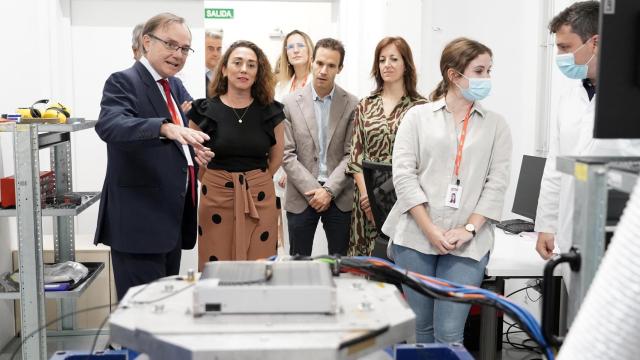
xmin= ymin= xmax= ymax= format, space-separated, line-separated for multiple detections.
xmin=445 ymin=183 xmax=462 ymax=208
xmin=444 ymin=105 xmax=473 ymax=209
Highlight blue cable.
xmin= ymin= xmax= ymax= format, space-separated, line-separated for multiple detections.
xmin=351 ymin=256 xmax=554 ymax=359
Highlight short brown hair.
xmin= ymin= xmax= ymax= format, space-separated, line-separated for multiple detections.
xmin=209 ymin=40 xmax=276 ymax=105
xmin=141 ymin=13 xmax=190 ymax=54
xmin=549 ymin=1 xmax=599 ymax=42
xmin=370 ymin=37 xmax=420 ymax=99
xmin=429 ymin=37 xmax=492 ymax=101
xmin=313 ymin=38 xmax=345 ymax=68
xmin=277 ymin=30 xmax=314 ymax=84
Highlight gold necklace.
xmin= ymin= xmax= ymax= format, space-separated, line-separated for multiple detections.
xmin=230 ymin=101 xmax=253 ymax=123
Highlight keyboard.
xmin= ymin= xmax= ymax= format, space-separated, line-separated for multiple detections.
xmin=497 ymin=219 xmax=535 ymax=234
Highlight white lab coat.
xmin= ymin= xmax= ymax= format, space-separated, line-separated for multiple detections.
xmin=535 ymin=81 xmax=640 ymax=283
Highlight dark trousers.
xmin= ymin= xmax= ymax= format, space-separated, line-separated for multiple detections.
xmin=111 ymin=240 xmax=182 ymax=300
xmin=287 ymin=202 xmax=351 ymax=256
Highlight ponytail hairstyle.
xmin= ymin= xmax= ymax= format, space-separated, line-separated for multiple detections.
xmin=429 ymin=37 xmax=492 ymax=101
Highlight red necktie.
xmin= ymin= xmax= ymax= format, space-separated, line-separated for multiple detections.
xmin=158 ymin=79 xmax=196 ymax=206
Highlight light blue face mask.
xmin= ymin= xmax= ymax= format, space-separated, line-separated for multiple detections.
xmin=456 ymin=73 xmax=491 ymax=101
xmin=555 ymin=39 xmax=595 ymax=80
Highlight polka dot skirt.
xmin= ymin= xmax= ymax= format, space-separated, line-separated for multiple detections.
xmin=197 ymin=168 xmax=278 ymax=270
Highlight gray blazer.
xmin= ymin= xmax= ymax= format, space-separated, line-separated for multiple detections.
xmin=282 ymin=83 xmax=358 ymax=214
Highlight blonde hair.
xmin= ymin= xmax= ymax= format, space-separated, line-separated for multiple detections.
xmin=276 ymin=30 xmax=314 ymax=84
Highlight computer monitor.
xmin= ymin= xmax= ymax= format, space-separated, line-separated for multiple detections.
xmin=593 ymin=0 xmax=640 ymax=138
xmin=511 ymin=155 xmax=629 ymax=226
xmin=511 ymin=155 xmax=546 ymax=221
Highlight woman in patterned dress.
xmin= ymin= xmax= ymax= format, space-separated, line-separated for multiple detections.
xmin=346 ymin=37 xmax=427 ymax=256
xmin=188 ymin=41 xmax=285 ymax=269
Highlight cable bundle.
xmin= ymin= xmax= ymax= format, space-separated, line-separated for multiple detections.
xmin=316 ymin=255 xmax=555 ymax=360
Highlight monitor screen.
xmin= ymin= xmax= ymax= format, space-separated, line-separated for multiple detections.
xmin=593 ymin=0 xmax=640 ymax=138
xmin=511 ymin=155 xmax=546 ymax=221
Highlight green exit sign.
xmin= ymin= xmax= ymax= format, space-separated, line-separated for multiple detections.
xmin=205 ymin=8 xmax=234 ymax=19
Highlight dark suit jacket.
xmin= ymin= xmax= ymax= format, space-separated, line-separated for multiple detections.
xmin=94 ymin=61 xmax=197 ymax=254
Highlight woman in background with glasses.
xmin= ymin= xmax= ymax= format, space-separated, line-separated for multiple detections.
xmin=275 ymin=30 xmax=314 ymax=101
xmin=188 ymin=40 xmax=285 ymax=268
xmin=273 ymin=30 xmax=315 ymax=253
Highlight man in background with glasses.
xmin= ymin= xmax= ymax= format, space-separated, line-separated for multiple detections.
xmin=95 ymin=12 xmax=214 ymax=300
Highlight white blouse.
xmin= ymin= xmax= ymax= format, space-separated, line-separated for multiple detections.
xmin=381 ymin=98 xmax=512 ymax=261
xmin=275 ymin=73 xmax=313 ymax=102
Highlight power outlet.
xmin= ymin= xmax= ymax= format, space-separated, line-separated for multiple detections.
xmin=526 ymin=279 xmax=542 ymax=293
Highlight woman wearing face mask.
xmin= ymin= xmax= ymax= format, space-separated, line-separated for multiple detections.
xmin=188 ymin=40 xmax=285 ymax=268
xmin=381 ymin=37 xmax=512 ymax=344
xmin=272 ymin=30 xmax=314 ymax=252
xmin=346 ymin=36 xmax=426 ymax=256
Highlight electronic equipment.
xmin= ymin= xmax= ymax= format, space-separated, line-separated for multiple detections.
xmin=498 ymin=155 xmax=546 ymax=233
xmin=110 ymin=261 xmax=415 ymax=360
xmin=45 ymin=193 xmax=83 ymax=208
xmin=194 ymin=261 xmax=336 ymax=315
xmin=593 ymin=0 xmax=640 ymax=138
xmin=511 ymin=155 xmax=546 ymax=221
xmin=497 ymin=219 xmax=535 ymax=234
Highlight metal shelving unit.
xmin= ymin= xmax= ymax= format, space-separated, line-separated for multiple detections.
xmin=0 ymin=120 xmax=102 ymax=360
xmin=0 ymin=192 xmax=101 ymax=217
xmin=556 ymin=156 xmax=640 ymax=325
xmin=0 ymin=263 xmax=105 ymax=300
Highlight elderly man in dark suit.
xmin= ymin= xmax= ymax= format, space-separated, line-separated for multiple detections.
xmin=282 ymin=38 xmax=358 ymax=256
xmin=95 ymin=12 xmax=214 ymax=300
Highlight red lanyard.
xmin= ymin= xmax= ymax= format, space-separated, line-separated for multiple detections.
xmin=454 ymin=104 xmax=474 ymax=184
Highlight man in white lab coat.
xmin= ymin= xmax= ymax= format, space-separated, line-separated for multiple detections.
xmin=535 ymin=1 xmax=640 ymax=263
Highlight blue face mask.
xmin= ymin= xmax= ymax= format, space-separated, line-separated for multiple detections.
xmin=555 ymin=40 xmax=595 ymax=80
xmin=456 ymin=73 xmax=491 ymax=101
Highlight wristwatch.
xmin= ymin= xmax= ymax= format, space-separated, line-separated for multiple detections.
xmin=464 ymin=223 xmax=476 ymax=237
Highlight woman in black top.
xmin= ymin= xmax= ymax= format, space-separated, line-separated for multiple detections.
xmin=188 ymin=40 xmax=285 ymax=268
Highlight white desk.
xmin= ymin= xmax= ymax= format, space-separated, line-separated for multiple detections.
xmin=486 ymin=231 xmax=549 ymax=277
xmin=479 ymin=230 xmax=559 ymax=360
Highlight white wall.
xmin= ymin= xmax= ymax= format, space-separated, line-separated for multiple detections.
xmin=0 ymin=0 xmax=203 ymax=349
xmin=204 ymin=0 xmax=336 ymax=72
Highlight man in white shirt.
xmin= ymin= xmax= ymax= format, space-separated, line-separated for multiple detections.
xmin=535 ymin=1 xmax=640 ymax=260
